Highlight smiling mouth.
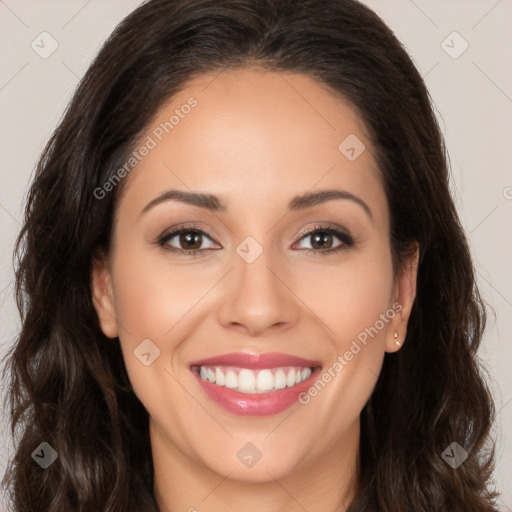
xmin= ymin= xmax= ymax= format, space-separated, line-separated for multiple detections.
xmin=191 ymin=365 xmax=318 ymax=394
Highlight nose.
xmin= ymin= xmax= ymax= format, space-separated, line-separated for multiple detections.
xmin=217 ymin=246 xmax=301 ymax=337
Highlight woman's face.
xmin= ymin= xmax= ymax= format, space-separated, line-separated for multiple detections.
xmin=92 ymin=67 xmax=417 ymax=487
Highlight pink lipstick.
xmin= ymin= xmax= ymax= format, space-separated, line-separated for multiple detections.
xmin=190 ymin=352 xmax=322 ymax=416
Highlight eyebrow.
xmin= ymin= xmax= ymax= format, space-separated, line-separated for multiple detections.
xmin=140 ymin=189 xmax=372 ymax=219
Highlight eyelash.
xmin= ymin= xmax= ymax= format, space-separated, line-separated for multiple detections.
xmin=156 ymin=223 xmax=355 ymax=258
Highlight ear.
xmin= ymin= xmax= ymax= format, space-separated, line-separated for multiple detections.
xmin=90 ymin=250 xmax=119 ymax=338
xmin=385 ymin=242 xmax=420 ymax=353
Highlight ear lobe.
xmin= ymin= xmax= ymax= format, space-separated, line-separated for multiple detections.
xmin=90 ymin=252 xmax=119 ymax=338
xmin=385 ymin=242 xmax=420 ymax=353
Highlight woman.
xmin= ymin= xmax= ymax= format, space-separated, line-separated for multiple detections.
xmin=1 ymin=0 xmax=500 ymax=510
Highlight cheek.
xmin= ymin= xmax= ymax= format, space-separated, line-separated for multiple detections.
xmin=340 ymin=256 xmax=394 ymax=339
xmin=111 ymin=243 xmax=207 ymax=340
xmin=107 ymin=244 xmax=186 ymax=383
xmin=109 ymin=246 xmax=200 ymax=427
xmin=299 ymin=247 xmax=394 ymax=432
xmin=299 ymin=245 xmax=394 ymax=345
xmin=108 ymin=240 xmax=231 ymax=406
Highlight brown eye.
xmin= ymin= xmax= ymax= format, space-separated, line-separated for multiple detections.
xmin=157 ymin=226 xmax=219 ymax=255
xmin=177 ymin=231 xmax=203 ymax=250
xmin=294 ymin=225 xmax=354 ymax=254
xmin=309 ymin=231 xmax=336 ymax=250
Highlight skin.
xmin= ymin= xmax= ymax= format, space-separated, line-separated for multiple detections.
xmin=91 ymin=67 xmax=419 ymax=512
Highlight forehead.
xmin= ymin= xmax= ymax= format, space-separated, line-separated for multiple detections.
xmin=118 ymin=67 xmax=385 ymax=220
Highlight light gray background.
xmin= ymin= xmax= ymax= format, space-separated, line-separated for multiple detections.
xmin=0 ymin=0 xmax=511 ymax=509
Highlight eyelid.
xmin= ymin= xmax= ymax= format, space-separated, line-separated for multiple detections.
xmin=156 ymin=222 xmax=355 ymax=255
xmin=156 ymin=224 xmax=219 ymax=248
xmin=292 ymin=223 xmax=355 ymax=252
xmin=294 ymin=222 xmax=352 ymax=241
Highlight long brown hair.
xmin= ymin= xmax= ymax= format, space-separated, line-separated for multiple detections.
xmin=2 ymin=0 xmax=499 ymax=510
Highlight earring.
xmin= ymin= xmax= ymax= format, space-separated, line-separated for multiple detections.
xmin=394 ymin=331 xmax=400 ymax=346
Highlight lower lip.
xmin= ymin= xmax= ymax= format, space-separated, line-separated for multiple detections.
xmin=192 ymin=367 xmax=322 ymax=416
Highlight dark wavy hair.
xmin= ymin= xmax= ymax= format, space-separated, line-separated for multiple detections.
xmin=1 ymin=0 xmax=500 ymax=510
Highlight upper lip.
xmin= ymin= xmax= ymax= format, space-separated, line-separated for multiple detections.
xmin=189 ymin=352 xmax=322 ymax=369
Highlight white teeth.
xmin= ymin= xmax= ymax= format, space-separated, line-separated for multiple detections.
xmin=286 ymin=369 xmax=296 ymax=387
xmin=301 ymin=368 xmax=312 ymax=381
xmin=274 ymin=369 xmax=287 ymax=390
xmin=256 ymin=369 xmax=274 ymax=392
xmin=238 ymin=369 xmax=256 ymax=392
xmin=215 ymin=368 xmax=225 ymax=386
xmin=225 ymin=370 xmax=238 ymax=389
xmin=196 ymin=365 xmax=315 ymax=394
